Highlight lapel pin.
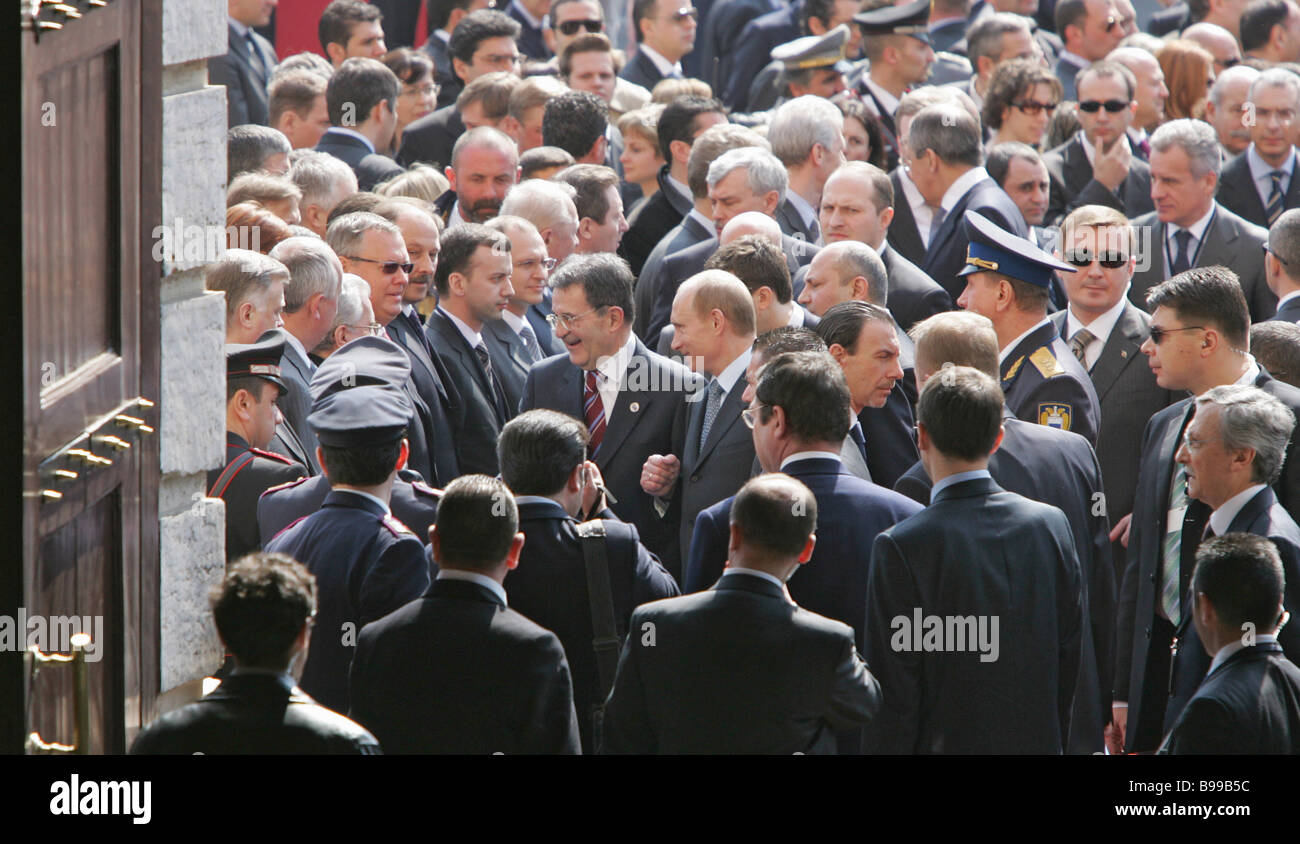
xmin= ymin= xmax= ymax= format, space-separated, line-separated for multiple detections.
xmin=1120 ymin=350 xmax=1128 ymax=359
xmin=630 ymin=402 xmax=641 ymax=413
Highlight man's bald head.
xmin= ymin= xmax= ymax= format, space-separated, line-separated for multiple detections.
xmin=720 ymin=211 xmax=783 ymax=246
xmin=678 ymin=269 xmax=757 ymax=337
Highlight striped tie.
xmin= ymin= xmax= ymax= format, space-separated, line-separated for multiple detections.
xmin=584 ymin=370 xmax=606 ymax=453
xmin=1069 ymin=327 xmax=1095 ymax=365
xmin=518 ymin=324 xmax=542 ymax=364
xmin=1266 ymin=170 xmax=1287 ymax=226
xmin=1159 ymin=460 xmax=1189 ymax=627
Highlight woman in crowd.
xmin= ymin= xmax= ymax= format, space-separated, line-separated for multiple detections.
xmin=983 ymin=59 xmax=1062 ymax=150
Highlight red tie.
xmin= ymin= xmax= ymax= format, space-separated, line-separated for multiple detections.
xmin=584 ymin=370 xmax=606 ymax=453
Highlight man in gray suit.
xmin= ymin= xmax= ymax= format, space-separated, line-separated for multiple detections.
xmin=1129 ymin=119 xmax=1276 ymax=322
xmin=210 ymin=2 xmax=280 ymax=127
xmin=268 ymin=237 xmax=346 ymax=475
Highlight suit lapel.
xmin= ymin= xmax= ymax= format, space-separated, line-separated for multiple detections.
xmin=432 ymin=310 xmax=496 ymax=403
xmin=695 ymin=379 xmax=745 ymax=466
xmin=1154 ymin=401 xmax=1195 ymax=511
xmin=1087 ymin=304 xmax=1146 ymax=402
xmin=597 ymin=343 xmax=652 ymax=464
xmin=1063 ymin=139 xmax=1091 ymax=196
xmin=1196 ymin=206 xmax=1236 ymax=269
xmin=390 ymin=318 xmax=450 ymax=405
xmin=557 ymin=362 xmax=584 ymax=421
xmin=1226 ymin=486 xmax=1274 ymax=534
xmin=228 ymin=25 xmax=270 ymax=86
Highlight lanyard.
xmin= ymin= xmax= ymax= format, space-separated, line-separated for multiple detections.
xmin=1163 ymin=208 xmax=1215 ymax=276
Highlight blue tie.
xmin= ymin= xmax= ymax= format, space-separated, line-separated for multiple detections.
xmin=1170 ymin=229 xmax=1193 ymax=276
xmin=849 ymin=423 xmax=869 ymax=466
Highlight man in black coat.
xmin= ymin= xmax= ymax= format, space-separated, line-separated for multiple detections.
xmin=130 ymin=554 xmax=380 ymax=755
xmin=1216 ymin=69 xmax=1300 ymax=228
xmin=621 ymin=0 xmax=699 ymax=92
xmin=209 ymin=5 xmax=279 ymax=127
xmin=349 ymin=475 xmax=582 ymax=754
xmin=314 ymin=59 xmax=405 ymax=191
xmin=1160 ymin=533 xmax=1300 ymax=754
xmin=602 ymin=473 xmax=882 ymax=753
xmin=863 ymin=365 xmax=1084 ymax=754
xmin=721 ymin=0 xmax=802 ymax=111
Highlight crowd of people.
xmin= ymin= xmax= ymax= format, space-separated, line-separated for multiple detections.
xmin=130 ymin=0 xmax=1300 ymax=754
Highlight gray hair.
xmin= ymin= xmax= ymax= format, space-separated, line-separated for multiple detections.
xmin=500 ymin=176 xmax=580 ymax=230
xmin=822 ymin=241 xmax=889 ymax=306
xmin=1150 ymin=118 xmax=1222 ymax=178
xmin=325 ymin=211 xmax=404 ymax=259
xmin=1210 ymin=65 xmax=1263 ymax=109
xmin=1269 ymin=208 xmax=1300 ymax=280
xmin=1249 ymin=67 xmax=1300 ymax=106
xmin=967 ymin=12 xmax=1032 ymax=65
xmin=227 ymin=124 xmax=292 ymax=179
xmin=767 ymin=96 xmax=844 ymax=167
xmin=269 ymin=236 xmax=344 ymax=312
xmin=331 ymin=274 xmax=371 ymax=338
xmin=706 ymin=147 xmax=788 ymax=202
xmin=909 ymin=104 xmax=983 ymax=167
xmin=206 ymin=248 xmax=291 ymax=320
xmin=289 ymin=151 xmax=358 ymax=210
xmin=450 ymin=125 xmax=519 ymax=173
xmin=1196 ymin=384 xmax=1297 ymax=484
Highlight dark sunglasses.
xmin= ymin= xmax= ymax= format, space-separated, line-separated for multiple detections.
xmin=557 ymin=18 xmax=603 ymax=35
xmin=1222 ymin=57 xmax=1240 ymax=69
xmin=1078 ymin=99 xmax=1129 ymax=113
xmin=1148 ymin=325 xmax=1205 ymax=344
xmin=668 ymin=6 xmax=699 ymax=21
xmin=1013 ymin=100 xmax=1058 ymax=116
xmin=1064 ymin=250 xmax=1128 ymax=269
xmin=346 ymin=255 xmax=414 ymax=275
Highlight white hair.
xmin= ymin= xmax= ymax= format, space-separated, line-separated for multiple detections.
xmin=767 ymin=96 xmax=844 ymax=167
xmin=706 ymin=147 xmax=788 ymax=201
xmin=500 ymin=178 xmax=579 ymax=230
xmin=1150 ymin=118 xmax=1223 ymax=178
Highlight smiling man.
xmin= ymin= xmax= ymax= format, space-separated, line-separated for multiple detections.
xmin=319 ymin=0 xmax=388 ymax=67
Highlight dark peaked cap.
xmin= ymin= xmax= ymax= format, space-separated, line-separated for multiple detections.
xmin=308 ymin=335 xmax=414 ymax=447
xmin=227 ymin=330 xmax=289 ymax=395
xmin=773 ymin=24 xmax=853 ymax=72
xmin=958 ymin=210 xmax=1075 ymax=290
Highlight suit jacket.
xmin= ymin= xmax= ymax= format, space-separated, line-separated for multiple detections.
xmin=208 ymin=23 xmax=277 ymax=127
xmin=1128 ymin=205 xmax=1275 ymax=323
xmin=258 ymin=469 xmax=441 ymax=548
xmin=207 ymin=434 xmax=306 ymax=563
xmin=1275 ymin=296 xmax=1300 ymax=324
xmin=698 ymin=0 xmax=773 ymax=94
xmin=314 ymin=129 xmax=404 ymax=193
xmin=425 ymin=308 xmax=509 ymax=477
xmin=621 ymin=165 xmax=692 ymax=279
xmin=349 ymin=577 xmax=581 ymax=753
xmin=721 ymin=2 xmax=801 ymax=111
xmin=267 ymin=416 xmax=315 ymax=479
xmin=887 ymin=168 xmax=929 ymax=268
xmin=1000 ymin=320 xmax=1101 ymax=445
xmin=520 ymin=338 xmax=704 ymax=578
xmin=633 ymin=210 xmax=714 ymax=342
xmin=386 ymin=311 xmax=462 ymax=485
xmin=1159 ymin=642 xmax=1300 ymax=754
xmin=601 ymin=572 xmax=881 ymax=753
xmin=858 ymin=380 xmax=921 ymax=490
xmin=506 ymin=499 xmax=679 ymax=751
xmin=1146 ymin=2 xmax=1189 ymax=35
xmin=482 ymin=319 xmax=532 ymax=421
xmin=277 ymin=338 xmax=321 ymax=474
xmin=922 ymin=175 xmax=1028 ymax=301
xmin=863 ymin=477 xmax=1084 ymax=753
xmin=265 ymin=490 xmax=430 ymax=714
xmin=1043 ymin=135 xmax=1155 ymax=228
xmin=395 ymin=104 xmax=465 ymax=170
xmin=1054 ymin=53 xmax=1088 ymax=102
xmin=505 ymin=0 xmax=551 ymax=60
xmin=776 ymin=197 xmax=819 ymax=244
xmin=1216 ymin=146 xmax=1300 ymax=228
xmin=129 ymin=673 xmax=379 ymax=755
xmin=881 ymin=243 xmax=954 ymax=332
xmin=526 ymin=302 xmax=563 ymax=355
xmin=619 ymin=49 xmax=667 ymax=94
xmin=369 ymin=0 xmax=424 ymax=49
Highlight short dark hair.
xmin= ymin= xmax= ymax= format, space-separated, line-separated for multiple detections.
xmin=520 ymin=146 xmax=577 ymax=179
xmin=1193 ymin=533 xmax=1287 ymax=632
xmin=499 ymin=409 xmax=590 ymax=496
xmin=730 ymin=473 xmax=818 ymax=557
xmin=212 ymin=553 xmax=316 ymax=669
xmin=704 ymin=235 xmax=792 ymax=303
xmin=800 ymin=0 xmax=837 ymax=33
xmin=326 ymin=57 xmax=400 ymax=126
xmin=319 ymin=438 xmax=405 ymax=486
xmin=916 ymin=365 xmax=1004 ymax=460
xmin=228 ymin=125 xmax=291 ymax=179
xmin=632 ymin=0 xmax=661 ymax=42
xmin=448 ymin=9 xmax=522 ymax=67
xmin=1054 ymin=0 xmax=1089 ymax=39
xmin=382 ymin=46 xmax=435 ymax=86
xmin=1188 ymin=0 xmax=1212 ymax=20
xmin=319 ymin=0 xmax=383 ymax=54
xmin=556 ymin=163 xmax=620 ymax=223
xmin=755 ymin=350 xmax=853 ymax=444
xmin=1243 ymin=0 xmax=1294 ymax=52
xmin=431 ymin=0 xmax=482 ymax=31
xmin=1146 ymin=266 xmax=1251 ymax=348
xmin=1251 ymin=321 xmax=1300 ymax=387
xmin=656 ymin=96 xmax=726 ymax=163
xmin=543 ymin=90 xmax=608 ymax=159
xmin=434 ymin=224 xmax=511 ymax=297
xmin=816 ymin=301 xmax=894 ymax=354
xmin=268 ymin=70 xmax=328 ymax=128
xmin=547 ymin=252 xmax=636 ymax=324
xmin=227 ymin=375 xmax=277 ymax=405
xmin=327 ymin=191 xmax=384 ymax=225
xmin=434 ymin=475 xmax=519 ymax=570
xmin=753 ymin=326 xmax=827 ymax=358
xmin=985 ymin=141 xmax=1045 ymax=188
xmin=982 ymin=60 xmax=1062 ymax=130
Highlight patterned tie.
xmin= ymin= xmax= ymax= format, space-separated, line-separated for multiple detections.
xmin=1266 ymin=170 xmax=1287 ymax=226
xmin=518 ymin=324 xmax=542 ymax=364
xmin=584 ymin=370 xmax=606 ymax=453
xmin=246 ymin=32 xmax=268 ymax=82
xmin=698 ymin=379 xmax=725 ymax=453
xmin=1170 ymin=229 xmax=1193 ymax=276
xmin=474 ymin=343 xmax=509 ymax=422
xmin=1069 ymin=327 xmax=1095 ymax=366
xmin=1160 ymin=458 xmax=1190 ymax=627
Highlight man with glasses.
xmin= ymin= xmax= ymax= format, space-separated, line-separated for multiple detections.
xmin=1113 ymin=267 xmax=1300 ymax=752
xmin=1266 ymin=209 xmax=1300 ymax=322
xmin=622 ymin=0 xmax=699 ymax=93
xmin=1053 ymin=0 xmax=1124 ymax=101
xmin=421 ymin=0 xmax=493 ymax=108
xmin=1217 ymin=70 xmax=1300 ymax=229
xmin=521 ymin=253 xmax=704 ymax=578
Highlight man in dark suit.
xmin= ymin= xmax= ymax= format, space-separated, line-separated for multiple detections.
xmin=696 ymin=0 xmax=774 ymax=94
xmin=504 ymin=0 xmax=552 ymax=59
xmin=863 ymin=365 xmax=1084 ymax=754
xmin=602 ymin=472 xmax=882 ymax=753
xmin=314 ymin=59 xmax=405 ymax=192
xmin=1042 ymin=62 xmax=1155 ymax=227
xmin=622 ymin=0 xmax=699 ymax=92
xmin=209 ymin=3 xmax=279 ymax=127
xmin=1113 ymin=268 xmax=1300 ymax=752
xmin=130 ymin=554 xmax=380 ymax=755
xmin=1053 ymin=0 xmax=1124 ymax=101
xmin=1217 ymin=69 xmax=1300 ymax=229
xmin=1160 ymin=533 xmax=1300 ymax=754
xmin=425 ymin=225 xmax=516 ymax=476
xmin=1147 ymin=0 xmax=1190 ymax=35
xmin=1267 ymin=209 xmax=1300 ymax=323
xmin=522 ymin=254 xmax=703 ymax=577
xmin=908 ymin=104 xmax=1028 ymax=300
xmin=1129 ymin=119 xmax=1275 ymax=322
xmin=265 ymin=338 xmax=432 ymax=715
xmin=498 ymin=410 xmax=679 ymax=751
xmin=481 ymin=216 xmax=549 ymax=413
xmin=349 ymin=475 xmax=582 ymax=754
xmin=769 ymin=95 xmax=848 ymax=245
xmin=722 ymin=0 xmax=802 ymax=111
xmin=643 ymin=271 xmax=759 ymax=565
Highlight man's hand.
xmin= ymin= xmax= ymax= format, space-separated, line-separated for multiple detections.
xmin=1093 ymin=135 xmax=1132 ymax=193
xmin=580 ymin=460 xmax=606 ymax=516
xmin=1109 ymin=512 xmax=1133 ymax=548
xmin=1107 ymin=705 xmax=1128 ymax=754
xmin=641 ymin=454 xmax=681 ymax=498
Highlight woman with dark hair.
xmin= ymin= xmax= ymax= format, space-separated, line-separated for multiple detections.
xmin=1158 ymin=39 xmax=1216 ymax=121
xmin=382 ymin=47 xmax=438 ymax=155
xmin=983 ymin=58 xmax=1063 ymax=150
xmin=832 ymin=93 xmax=887 ymax=169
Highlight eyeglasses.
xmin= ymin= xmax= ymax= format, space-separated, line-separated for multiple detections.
xmin=1078 ymin=99 xmax=1129 ymax=113
xmin=545 ymin=306 xmax=605 ymax=329
xmin=516 ymin=256 xmax=558 ymax=272
xmin=348 ymin=322 xmax=385 ymax=337
xmin=1064 ymin=250 xmax=1129 ymax=269
xmin=741 ymin=404 xmax=767 ymax=429
xmin=1103 ymin=15 xmax=1119 ymax=31
xmin=1265 ymin=244 xmax=1289 ymax=265
xmin=1012 ymin=99 xmax=1058 ymax=116
xmin=400 ymin=82 xmax=438 ymax=98
xmin=345 ymin=255 xmax=414 ymax=275
xmin=667 ymin=6 xmax=698 ymax=22
xmin=557 ymin=18 xmax=604 ymax=35
xmin=1148 ymin=325 xmax=1205 ymax=344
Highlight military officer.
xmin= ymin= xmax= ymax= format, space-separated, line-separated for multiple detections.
xmin=749 ymin=25 xmax=853 ymax=114
xmin=850 ymin=0 xmax=935 ymax=171
xmin=209 ymin=335 xmax=307 ymax=564
xmin=956 ymin=210 xmax=1101 ymax=446
xmin=259 ymin=469 xmax=440 ymax=548
xmin=264 ymin=336 xmax=432 ymax=715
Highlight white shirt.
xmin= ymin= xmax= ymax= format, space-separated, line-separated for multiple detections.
xmin=228 ymin=17 xmax=252 ymax=38
xmin=998 ymin=317 xmax=1053 ymax=365
xmin=1208 ymin=484 xmax=1268 ymax=538
xmin=931 ymin=469 xmax=993 ymax=503
xmin=436 ymin=569 xmax=509 ymax=606
xmin=1066 ymin=297 xmax=1128 ymax=371
xmin=712 ymin=347 xmax=752 ymax=393
xmin=1077 ymin=129 xmax=1132 ymax=168
xmin=862 ymin=76 xmax=901 ymax=120
xmin=1057 ymin=49 xmax=1088 ymax=72
xmin=433 ymin=28 xmax=451 ymax=44
xmin=897 ymin=169 xmax=934 ymax=245
xmin=1233 ymin=357 xmax=1262 ymax=386
xmin=590 ymin=333 xmax=637 ymax=426
xmin=1209 ymin=633 xmax=1279 ymax=675
xmin=446 ymin=200 xmax=470 ymax=230
xmin=327 ymin=126 xmax=376 ymax=154
xmin=938 ymin=166 xmax=991 ymax=219
xmin=500 ymin=308 xmax=527 ymax=337
xmin=781 ymin=451 xmax=842 ymax=469
xmin=1278 ymin=290 xmax=1300 ymax=312
xmin=283 ymin=329 xmax=316 ymax=376
xmin=439 ymin=306 xmax=483 ymax=350
xmin=787 ymin=306 xmax=806 ymax=328
xmin=785 ymin=190 xmax=818 ymax=233
xmin=667 ymin=174 xmax=691 ymax=203
xmin=332 ymin=487 xmax=391 ymax=514
xmin=637 ymin=43 xmax=682 ymax=79
xmin=1247 ymin=144 xmax=1296 ymax=207
xmin=1163 ymin=204 xmax=1216 ymax=276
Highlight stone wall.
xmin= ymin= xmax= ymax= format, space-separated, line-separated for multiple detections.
xmin=156 ymin=0 xmax=229 ymax=694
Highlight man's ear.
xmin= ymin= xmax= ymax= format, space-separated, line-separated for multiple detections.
xmin=452 ymin=57 xmax=470 ymax=84
xmin=578 ymin=216 xmax=596 ymax=242
xmin=727 ymin=521 xmax=744 ymax=558
xmin=669 ymin=138 xmax=692 ymax=166
xmin=395 ymin=438 xmax=410 ymax=472
xmin=445 ymin=165 xmax=458 ymax=193
xmin=763 ymin=190 xmax=781 ymax=215
xmin=237 ymin=299 xmax=256 ymax=329
xmin=851 ymin=275 xmax=869 ymax=301
xmin=878 ymin=206 xmax=895 ymax=232
xmin=796 ymin=533 xmax=816 ymax=564
xmin=504 ymin=532 xmax=526 ymax=570
xmin=828 ymin=342 xmax=847 ymax=363
xmin=326 ymin=43 xmax=347 ymax=66
xmin=989 ymin=424 xmax=1004 ymax=457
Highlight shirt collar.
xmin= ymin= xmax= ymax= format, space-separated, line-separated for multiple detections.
xmin=1209 ymin=484 xmax=1268 ymax=537
xmin=939 ymin=166 xmax=990 ymax=214
xmin=513 ymin=494 xmax=567 ymax=510
xmin=1232 ymin=356 xmax=1262 ymax=386
xmin=331 ymin=487 xmax=391 ymax=514
xmin=1059 ymin=49 xmax=1088 ymax=69
xmin=434 ymin=28 xmax=451 ymax=43
xmin=500 ymin=308 xmax=526 ymax=334
xmin=1247 ymin=143 xmax=1296 ymax=182
xmin=1209 ymin=633 xmax=1278 ymax=675
xmin=1278 ymin=289 xmax=1300 ymax=309
xmin=437 ymin=569 xmax=509 ymax=606
xmin=687 ymin=207 xmax=715 ymax=236
xmin=780 ymin=450 xmax=842 ymax=469
xmin=713 ymin=347 xmax=752 ymax=392
xmin=446 ymin=200 xmax=471 ymax=230
xmin=930 ymin=469 xmax=993 ymax=503
xmin=327 ymin=126 xmax=376 ymax=154
xmin=229 ymin=17 xmax=252 ymax=38
xmin=1066 ymin=296 xmax=1128 ymax=349
xmin=666 ymin=174 xmax=691 ymax=201
xmin=722 ymin=567 xmax=788 ymax=593
xmin=282 ymin=329 xmax=316 ymax=376
xmin=1167 ymin=203 xmax=1216 ymax=243
xmin=594 ymin=333 xmax=638 ymax=385
xmin=637 ymin=43 xmax=682 ymax=79
xmin=863 ymin=76 xmax=900 ymax=117
xmin=787 ymin=306 xmax=806 ymax=327
xmin=998 ymin=317 xmax=1053 ymax=365
xmin=785 ymin=191 xmax=817 ymax=230
xmin=439 ymin=306 xmax=483 ymax=349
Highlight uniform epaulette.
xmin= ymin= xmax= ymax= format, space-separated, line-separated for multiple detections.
xmin=410 ymin=480 xmax=443 ymax=499
xmin=382 ymin=513 xmax=415 ymax=537
xmin=249 ymin=447 xmax=296 ymax=465
xmin=264 ymin=475 xmax=310 ymax=495
xmin=1029 ymin=347 xmax=1065 ymax=378
xmin=1003 ymin=356 xmax=1025 ymax=382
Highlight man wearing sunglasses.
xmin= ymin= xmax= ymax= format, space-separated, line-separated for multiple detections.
xmin=1054 ymin=0 xmax=1124 ymax=101
xmin=623 ymin=0 xmax=699 ymax=93
xmin=1043 ymin=61 xmax=1154 ymax=227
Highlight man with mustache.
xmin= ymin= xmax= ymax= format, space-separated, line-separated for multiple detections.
xmin=437 ymin=127 xmax=520 ymax=230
